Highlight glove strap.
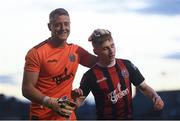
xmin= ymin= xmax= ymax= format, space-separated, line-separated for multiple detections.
xmin=42 ymin=96 xmax=53 ymax=108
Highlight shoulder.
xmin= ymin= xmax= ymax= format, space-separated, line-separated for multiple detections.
xmin=116 ymin=58 xmax=131 ymax=65
xmin=33 ymin=39 xmax=49 ymax=49
xmin=27 ymin=39 xmax=49 ymax=55
xmin=116 ymin=58 xmax=138 ymax=70
xmin=84 ymin=64 xmax=97 ymax=76
xmin=67 ymin=43 xmax=80 ymax=48
xmin=26 ymin=39 xmax=49 ymax=59
xmin=67 ymin=43 xmax=84 ymax=51
xmin=68 ymin=43 xmax=89 ymax=55
xmin=80 ymin=66 xmax=97 ymax=85
xmin=26 ymin=47 xmax=38 ymax=58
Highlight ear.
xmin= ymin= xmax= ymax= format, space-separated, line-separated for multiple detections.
xmin=48 ymin=23 xmax=51 ymax=31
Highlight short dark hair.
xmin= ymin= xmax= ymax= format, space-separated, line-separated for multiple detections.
xmin=49 ymin=8 xmax=69 ymax=22
xmin=88 ymin=29 xmax=112 ymax=46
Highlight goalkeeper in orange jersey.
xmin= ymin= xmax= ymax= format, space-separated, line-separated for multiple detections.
xmin=22 ymin=8 xmax=97 ymax=120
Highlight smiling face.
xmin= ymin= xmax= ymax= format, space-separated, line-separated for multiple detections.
xmin=93 ymin=38 xmax=116 ymax=66
xmin=48 ymin=14 xmax=70 ymax=46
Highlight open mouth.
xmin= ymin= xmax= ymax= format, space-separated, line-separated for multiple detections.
xmin=55 ymin=30 xmax=68 ymax=35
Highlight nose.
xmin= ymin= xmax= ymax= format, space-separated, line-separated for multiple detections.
xmin=109 ymin=48 xmax=113 ymax=54
xmin=60 ymin=23 xmax=65 ymax=30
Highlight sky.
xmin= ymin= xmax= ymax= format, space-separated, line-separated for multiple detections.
xmin=0 ymin=0 xmax=180 ymax=102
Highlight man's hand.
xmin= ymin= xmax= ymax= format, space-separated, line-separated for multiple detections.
xmin=43 ymin=96 xmax=77 ymax=118
xmin=56 ymin=96 xmax=77 ymax=118
xmin=152 ymin=95 xmax=164 ymax=110
xmin=71 ymin=88 xmax=86 ymax=107
xmin=72 ymin=88 xmax=83 ymax=97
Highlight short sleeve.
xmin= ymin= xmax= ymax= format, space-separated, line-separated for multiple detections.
xmin=24 ymin=48 xmax=41 ymax=72
xmin=124 ymin=60 xmax=145 ymax=86
xmin=80 ymin=73 xmax=91 ymax=96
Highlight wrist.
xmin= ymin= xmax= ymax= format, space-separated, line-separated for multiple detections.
xmin=152 ymin=95 xmax=160 ymax=102
xmin=42 ymin=96 xmax=51 ymax=107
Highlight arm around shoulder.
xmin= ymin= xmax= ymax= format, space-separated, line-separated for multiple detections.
xmin=78 ymin=46 xmax=97 ymax=68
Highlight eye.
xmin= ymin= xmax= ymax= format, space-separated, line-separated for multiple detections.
xmin=103 ymin=47 xmax=108 ymax=51
xmin=53 ymin=23 xmax=60 ymax=28
xmin=64 ymin=22 xmax=70 ymax=27
xmin=111 ymin=44 xmax=115 ymax=48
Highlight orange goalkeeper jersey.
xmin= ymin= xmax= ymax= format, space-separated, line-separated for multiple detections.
xmin=24 ymin=38 xmax=92 ymax=120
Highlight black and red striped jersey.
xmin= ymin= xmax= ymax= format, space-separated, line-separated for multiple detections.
xmin=80 ymin=59 xmax=145 ymax=119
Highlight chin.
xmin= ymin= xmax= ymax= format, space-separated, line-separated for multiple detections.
xmin=109 ymin=59 xmax=115 ymax=64
xmin=58 ymin=36 xmax=68 ymax=41
xmin=110 ymin=59 xmax=115 ymax=62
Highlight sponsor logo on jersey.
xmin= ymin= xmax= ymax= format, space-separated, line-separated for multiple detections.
xmin=108 ymin=83 xmax=129 ymax=104
xmin=52 ymin=67 xmax=74 ymax=85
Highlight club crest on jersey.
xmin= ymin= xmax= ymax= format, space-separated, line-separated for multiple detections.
xmin=69 ymin=54 xmax=76 ymax=62
xmin=121 ymin=69 xmax=129 ymax=79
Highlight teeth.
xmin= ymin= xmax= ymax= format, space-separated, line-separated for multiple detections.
xmin=60 ymin=32 xmax=66 ymax=34
xmin=55 ymin=31 xmax=66 ymax=34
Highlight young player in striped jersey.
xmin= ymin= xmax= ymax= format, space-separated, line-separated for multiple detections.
xmin=73 ymin=29 xmax=164 ymax=119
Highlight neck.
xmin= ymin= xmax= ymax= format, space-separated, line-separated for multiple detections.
xmin=50 ymin=37 xmax=67 ymax=48
xmin=97 ymin=59 xmax=116 ymax=67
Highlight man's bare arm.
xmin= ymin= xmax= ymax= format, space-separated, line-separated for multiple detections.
xmin=137 ymin=81 xmax=164 ymax=110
